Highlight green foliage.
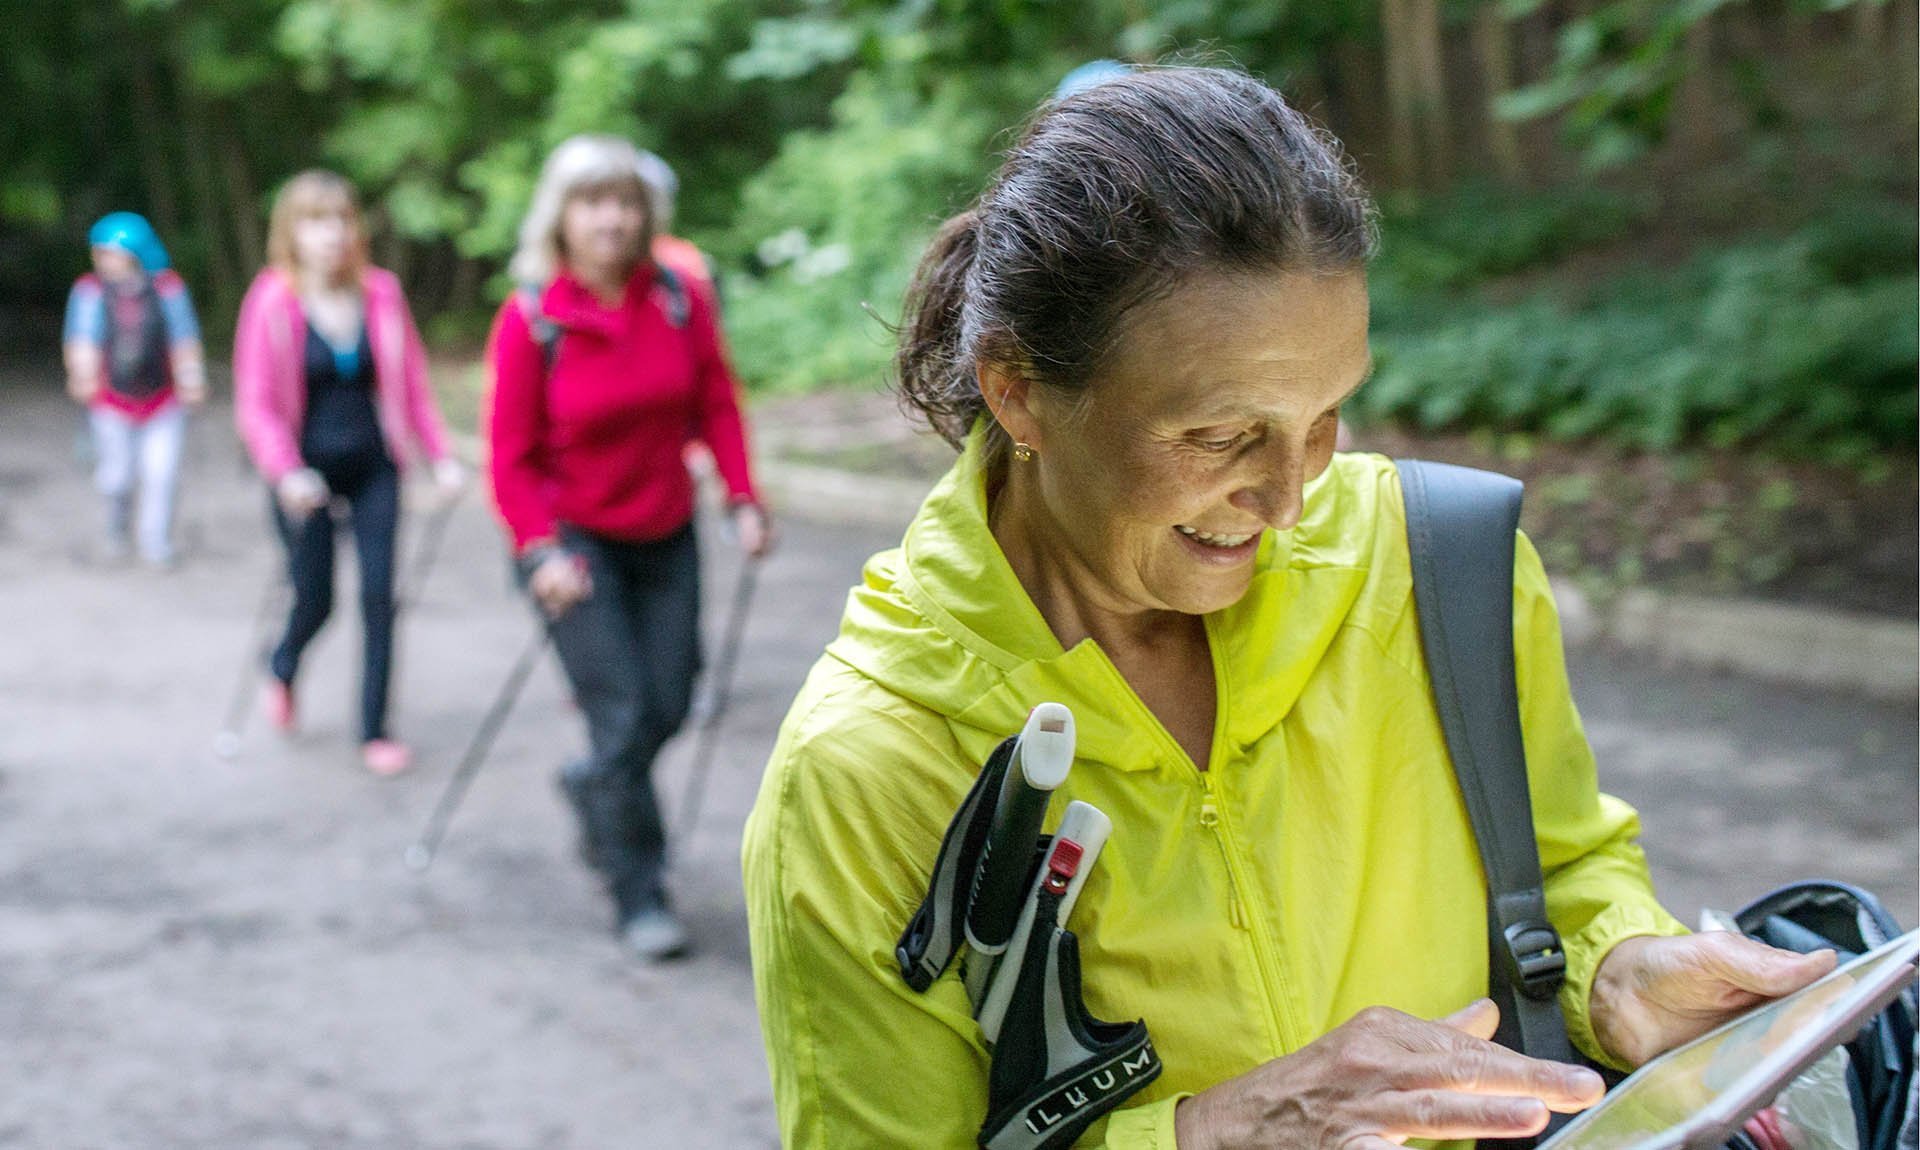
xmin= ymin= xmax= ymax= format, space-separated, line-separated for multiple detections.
xmin=3 ymin=0 xmax=1911 ymax=471
xmin=1500 ymin=0 xmax=1880 ymax=168
xmin=719 ymin=70 xmax=999 ymax=391
xmin=1371 ymin=183 xmax=1653 ymax=295
xmin=1354 ymin=207 xmax=1919 ymax=458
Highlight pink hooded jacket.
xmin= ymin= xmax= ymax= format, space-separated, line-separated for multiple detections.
xmin=233 ymin=266 xmax=451 ymax=482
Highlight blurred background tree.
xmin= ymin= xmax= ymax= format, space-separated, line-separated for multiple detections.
xmin=3 ymin=0 xmax=1914 ymax=462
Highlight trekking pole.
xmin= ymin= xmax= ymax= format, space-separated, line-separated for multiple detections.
xmin=213 ymin=570 xmax=290 ymax=759
xmin=672 ymin=554 xmax=761 ymax=837
xmin=404 ymin=623 xmax=551 ymax=872
xmin=396 ymin=485 xmax=463 ymax=614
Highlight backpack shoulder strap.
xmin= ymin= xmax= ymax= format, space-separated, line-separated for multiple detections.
xmin=515 ymin=283 xmax=562 ymax=374
xmin=1398 ymin=459 xmax=1575 ymax=1079
xmin=654 ymin=263 xmax=690 ymax=330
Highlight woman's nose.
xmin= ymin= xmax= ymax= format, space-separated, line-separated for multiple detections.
xmin=1229 ymin=447 xmax=1306 ymax=532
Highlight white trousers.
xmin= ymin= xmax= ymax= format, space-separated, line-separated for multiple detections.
xmin=90 ymin=403 xmax=187 ymax=563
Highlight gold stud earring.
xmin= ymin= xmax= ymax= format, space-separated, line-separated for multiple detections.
xmin=1012 ymin=442 xmax=1035 ymax=462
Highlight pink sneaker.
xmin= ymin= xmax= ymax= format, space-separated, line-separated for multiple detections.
xmin=265 ymin=680 xmax=297 ymax=733
xmin=361 ymin=739 xmax=413 ymax=776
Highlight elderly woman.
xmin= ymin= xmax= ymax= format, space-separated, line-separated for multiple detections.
xmin=742 ymin=69 xmax=1830 ymax=1149
xmin=486 ymin=134 xmax=768 ymax=961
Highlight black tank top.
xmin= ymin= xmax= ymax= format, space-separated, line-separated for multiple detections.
xmin=300 ymin=322 xmax=385 ymax=465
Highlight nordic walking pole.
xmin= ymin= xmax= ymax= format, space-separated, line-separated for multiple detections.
xmin=673 ymin=554 xmax=761 ymax=837
xmin=405 ymin=623 xmax=551 ymax=872
xmin=396 ymin=485 xmax=463 ymax=614
xmin=213 ymin=570 xmax=290 ymax=759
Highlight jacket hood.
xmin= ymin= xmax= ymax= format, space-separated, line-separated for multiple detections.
xmin=825 ymin=422 xmax=1390 ymax=773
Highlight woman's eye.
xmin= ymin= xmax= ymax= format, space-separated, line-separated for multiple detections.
xmin=1195 ymin=431 xmax=1249 ymax=452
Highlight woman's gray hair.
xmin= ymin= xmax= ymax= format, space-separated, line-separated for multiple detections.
xmin=636 ymin=150 xmax=678 ymax=231
xmin=509 ymin=134 xmax=654 ymax=287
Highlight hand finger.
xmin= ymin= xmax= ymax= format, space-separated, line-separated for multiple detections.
xmin=1423 ymin=1036 xmax=1604 ymax=1109
xmin=1377 ymin=1089 xmax=1553 ymax=1141
xmin=1698 ymin=935 xmax=1837 ymax=996
xmin=1437 ymin=999 xmax=1499 ymax=1042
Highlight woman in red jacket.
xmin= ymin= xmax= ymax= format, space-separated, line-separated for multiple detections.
xmin=486 ymin=135 xmax=769 ymax=961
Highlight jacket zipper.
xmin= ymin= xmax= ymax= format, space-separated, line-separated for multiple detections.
xmin=1196 ymin=787 xmax=1248 ymax=930
xmin=1203 ymin=613 xmax=1303 ymax=1052
xmin=1197 ymin=763 xmax=1303 ymax=1051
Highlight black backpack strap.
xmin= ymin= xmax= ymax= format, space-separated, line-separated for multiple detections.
xmin=1398 ymin=461 xmax=1576 ymax=1091
xmin=515 ymin=284 xmax=563 ymax=373
xmin=654 ymin=263 xmax=690 ymax=330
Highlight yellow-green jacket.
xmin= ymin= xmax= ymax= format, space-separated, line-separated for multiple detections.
xmin=743 ymin=432 xmax=1686 ymax=1149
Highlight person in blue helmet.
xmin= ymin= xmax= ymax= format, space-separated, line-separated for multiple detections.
xmin=62 ymin=212 xmax=207 ymax=567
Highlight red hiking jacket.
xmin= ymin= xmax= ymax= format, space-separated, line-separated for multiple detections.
xmin=485 ymin=265 xmax=759 ymax=554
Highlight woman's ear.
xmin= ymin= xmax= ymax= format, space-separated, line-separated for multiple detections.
xmin=978 ymin=360 xmax=1043 ymax=452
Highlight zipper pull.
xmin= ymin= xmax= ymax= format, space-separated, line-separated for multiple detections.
xmin=1198 ymin=801 xmax=1249 ymax=930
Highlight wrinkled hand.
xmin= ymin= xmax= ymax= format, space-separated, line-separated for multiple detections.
xmin=1589 ymin=932 xmax=1836 ymax=1068
xmin=732 ymin=502 xmax=772 ymax=559
xmin=528 ymin=551 xmax=592 ymax=619
xmin=276 ymin=468 xmax=331 ymax=520
xmin=1173 ymin=1000 xmax=1604 ymax=1149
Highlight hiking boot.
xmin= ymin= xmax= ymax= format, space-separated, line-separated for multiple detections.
xmin=620 ymin=908 xmax=690 ymax=962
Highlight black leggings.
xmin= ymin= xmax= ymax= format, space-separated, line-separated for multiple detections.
xmin=269 ymin=453 xmax=400 ymax=743
xmin=542 ymin=522 xmax=702 ymax=921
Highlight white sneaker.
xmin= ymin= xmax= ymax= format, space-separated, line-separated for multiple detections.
xmin=621 ymin=908 xmax=690 ymax=961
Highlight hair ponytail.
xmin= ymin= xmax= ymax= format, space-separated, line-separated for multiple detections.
xmin=894 ymin=210 xmax=984 ymax=450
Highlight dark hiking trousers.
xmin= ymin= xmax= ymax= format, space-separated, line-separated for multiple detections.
xmin=269 ymin=452 xmax=400 ymax=743
xmin=542 ymin=522 xmax=702 ymax=925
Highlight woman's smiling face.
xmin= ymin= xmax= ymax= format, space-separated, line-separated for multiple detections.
xmin=1010 ymin=267 xmax=1371 ymax=619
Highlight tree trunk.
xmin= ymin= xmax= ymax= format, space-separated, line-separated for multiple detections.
xmin=1329 ymin=38 xmax=1390 ymax=180
xmin=1894 ymin=0 xmax=1919 ymax=127
xmin=1853 ymin=0 xmax=1886 ymax=58
xmin=127 ymin=47 xmax=181 ymax=241
xmin=168 ymin=40 xmax=237 ymax=309
xmin=1513 ymin=3 xmax=1563 ymax=181
xmin=1380 ymin=0 xmax=1421 ymax=190
xmin=1409 ymin=0 xmax=1451 ymax=188
xmin=1672 ymin=11 xmax=1719 ymax=157
xmin=1474 ymin=3 xmax=1525 ymax=184
xmin=218 ymin=111 xmax=265 ymax=274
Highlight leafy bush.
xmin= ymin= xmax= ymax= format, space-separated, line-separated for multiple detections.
xmin=714 ymin=68 xmax=1004 ymax=392
xmin=1371 ymin=182 xmax=1652 ymax=294
xmin=1354 ymin=208 xmax=1918 ymax=459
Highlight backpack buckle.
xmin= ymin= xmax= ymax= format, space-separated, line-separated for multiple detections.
xmin=1503 ymin=921 xmax=1566 ymax=1000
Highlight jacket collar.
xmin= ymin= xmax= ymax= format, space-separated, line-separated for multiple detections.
xmin=539 ymin=264 xmax=657 ymax=337
xmin=829 ymin=421 xmax=1367 ymax=774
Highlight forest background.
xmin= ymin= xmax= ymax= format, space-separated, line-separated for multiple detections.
xmin=4 ymin=0 xmax=1916 ymax=610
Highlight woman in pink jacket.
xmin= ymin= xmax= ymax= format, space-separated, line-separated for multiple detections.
xmin=233 ymin=170 xmax=462 ymax=775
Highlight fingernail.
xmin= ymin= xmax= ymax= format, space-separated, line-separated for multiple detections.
xmin=1509 ymin=1099 xmax=1548 ymax=1126
xmin=1566 ymin=1068 xmax=1604 ymax=1094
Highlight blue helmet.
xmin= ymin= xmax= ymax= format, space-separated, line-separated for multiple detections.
xmin=1052 ymin=59 xmax=1134 ymax=101
xmin=88 ymin=212 xmax=171 ymax=273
